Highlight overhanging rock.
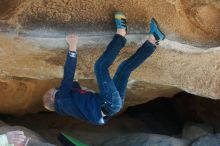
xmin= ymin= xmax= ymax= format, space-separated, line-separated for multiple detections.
xmin=0 ymin=0 xmax=219 ymax=114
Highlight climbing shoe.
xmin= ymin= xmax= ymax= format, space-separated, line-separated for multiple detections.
xmin=114 ymin=12 xmax=127 ymax=31
xmin=149 ymin=18 xmax=165 ymax=43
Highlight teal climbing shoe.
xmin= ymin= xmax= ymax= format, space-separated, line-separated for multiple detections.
xmin=149 ymin=18 xmax=165 ymax=42
xmin=114 ymin=12 xmax=127 ymax=31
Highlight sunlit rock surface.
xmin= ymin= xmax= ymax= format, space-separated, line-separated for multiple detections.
xmin=0 ymin=0 xmax=219 ymax=114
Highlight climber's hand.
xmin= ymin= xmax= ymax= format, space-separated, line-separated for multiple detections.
xmin=66 ymin=34 xmax=79 ymax=52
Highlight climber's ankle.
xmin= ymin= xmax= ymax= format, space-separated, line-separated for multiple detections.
xmin=116 ymin=28 xmax=126 ymax=37
xmin=148 ymin=34 xmax=157 ymax=45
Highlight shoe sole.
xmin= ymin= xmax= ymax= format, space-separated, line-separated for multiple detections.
xmin=151 ymin=18 xmax=166 ymax=40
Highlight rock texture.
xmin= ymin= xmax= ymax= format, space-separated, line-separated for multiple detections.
xmin=191 ymin=134 xmax=220 ymax=146
xmin=0 ymin=0 xmax=219 ymax=114
xmin=0 ymin=0 xmax=219 ymax=46
xmin=102 ymin=133 xmax=189 ymax=146
xmin=182 ymin=123 xmax=213 ymax=141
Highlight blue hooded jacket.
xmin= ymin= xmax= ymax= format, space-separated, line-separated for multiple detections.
xmin=54 ymin=51 xmax=105 ymax=125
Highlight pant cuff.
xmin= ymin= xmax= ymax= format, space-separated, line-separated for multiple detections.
xmin=114 ymin=34 xmax=127 ymax=45
xmin=143 ymin=40 xmax=156 ymax=51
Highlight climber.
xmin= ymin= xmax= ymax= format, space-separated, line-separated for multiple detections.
xmin=43 ymin=12 xmax=165 ymax=125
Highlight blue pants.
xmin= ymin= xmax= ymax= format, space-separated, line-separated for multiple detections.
xmin=95 ymin=34 xmax=156 ymax=116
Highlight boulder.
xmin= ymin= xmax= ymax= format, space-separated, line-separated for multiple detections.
xmin=191 ymin=134 xmax=220 ymax=146
xmin=102 ymin=133 xmax=189 ymax=146
xmin=182 ymin=122 xmax=213 ymax=141
xmin=0 ymin=0 xmax=219 ymax=114
xmin=0 ymin=0 xmax=219 ymax=46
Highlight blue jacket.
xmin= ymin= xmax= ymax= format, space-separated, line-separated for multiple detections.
xmin=55 ymin=51 xmax=105 ymax=125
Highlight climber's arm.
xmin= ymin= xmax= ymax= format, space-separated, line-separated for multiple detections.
xmin=58 ymin=34 xmax=79 ymax=94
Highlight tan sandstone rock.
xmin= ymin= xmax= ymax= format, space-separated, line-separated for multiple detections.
xmin=0 ymin=0 xmax=219 ymax=114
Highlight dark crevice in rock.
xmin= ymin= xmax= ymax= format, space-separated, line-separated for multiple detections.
xmin=1 ymin=92 xmax=220 ymax=145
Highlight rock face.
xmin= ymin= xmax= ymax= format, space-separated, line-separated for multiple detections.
xmin=102 ymin=133 xmax=189 ymax=146
xmin=191 ymin=134 xmax=220 ymax=146
xmin=0 ymin=0 xmax=219 ymax=114
xmin=182 ymin=123 xmax=213 ymax=141
xmin=0 ymin=0 xmax=219 ymax=46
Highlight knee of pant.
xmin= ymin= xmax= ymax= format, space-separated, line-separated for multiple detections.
xmin=110 ymin=100 xmax=122 ymax=113
xmin=94 ymin=58 xmax=110 ymax=71
xmin=112 ymin=105 xmax=121 ymax=115
xmin=105 ymin=102 xmax=122 ymax=116
xmin=103 ymin=92 xmax=122 ymax=116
